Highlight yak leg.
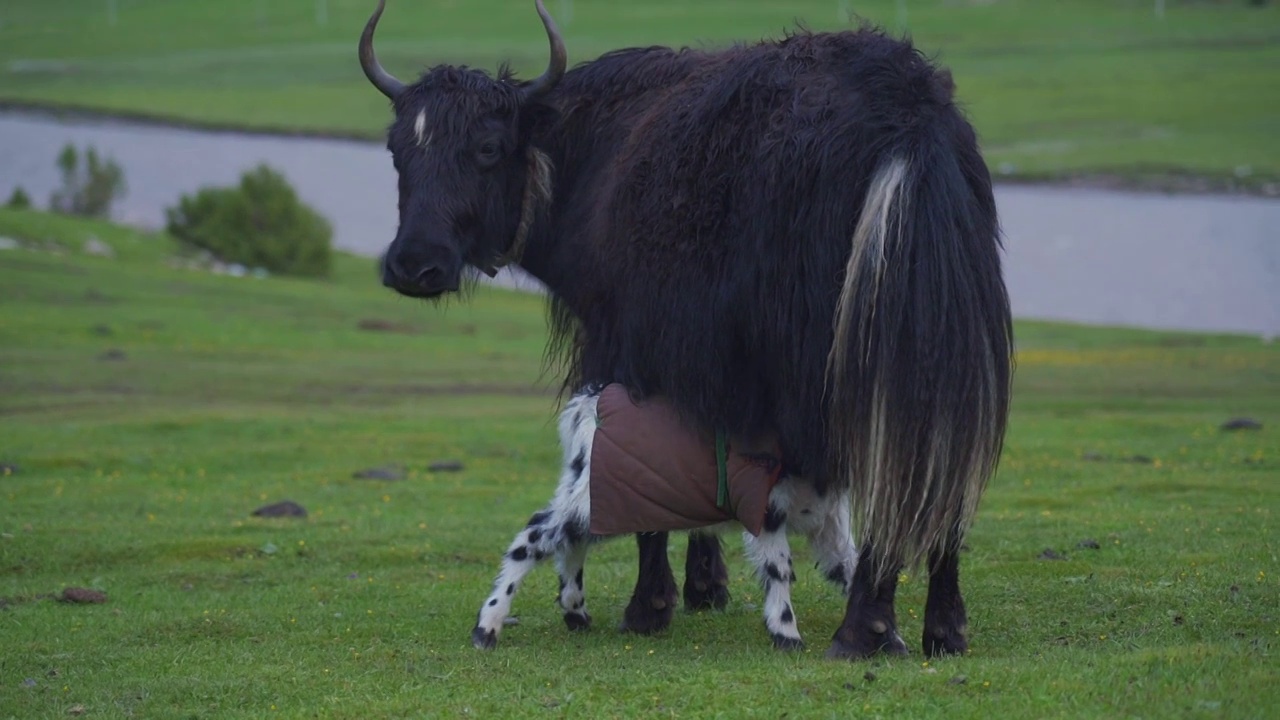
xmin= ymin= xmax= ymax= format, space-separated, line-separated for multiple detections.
xmin=827 ymin=544 xmax=909 ymax=659
xmin=922 ymin=545 xmax=968 ymax=657
xmin=620 ymin=531 xmax=679 ymax=634
xmin=683 ymin=531 xmax=730 ymax=611
xmin=743 ymin=493 xmax=803 ymax=650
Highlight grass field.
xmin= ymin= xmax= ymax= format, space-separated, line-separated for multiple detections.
xmin=1 ymin=0 xmax=1279 ymax=190
xmin=1 ymin=208 xmax=1278 ymax=718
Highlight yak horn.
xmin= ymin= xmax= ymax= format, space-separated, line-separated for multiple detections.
xmin=521 ymin=0 xmax=567 ymax=101
xmin=359 ymin=0 xmax=406 ymax=100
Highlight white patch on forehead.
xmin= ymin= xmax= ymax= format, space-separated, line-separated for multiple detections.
xmin=412 ymin=109 xmax=431 ymax=149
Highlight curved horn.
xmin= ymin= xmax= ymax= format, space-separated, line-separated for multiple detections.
xmin=359 ymin=0 xmax=406 ymax=100
xmin=521 ymin=0 xmax=567 ymax=101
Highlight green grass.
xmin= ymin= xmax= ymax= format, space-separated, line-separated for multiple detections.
xmin=2 ymin=0 xmax=1279 ymax=189
xmin=1 ymin=207 xmax=1278 ymax=719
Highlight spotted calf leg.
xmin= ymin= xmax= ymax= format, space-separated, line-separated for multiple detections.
xmin=471 ymin=391 xmax=598 ymax=650
xmin=742 ymin=482 xmax=803 ymax=650
xmin=786 ymin=486 xmax=858 ymax=597
xmin=556 ymin=537 xmax=592 ymax=631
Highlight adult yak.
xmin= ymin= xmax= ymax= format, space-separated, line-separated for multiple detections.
xmin=360 ymin=0 xmax=1013 ymax=659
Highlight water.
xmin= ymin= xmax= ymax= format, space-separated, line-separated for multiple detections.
xmin=2 ymin=109 xmax=1276 ymax=337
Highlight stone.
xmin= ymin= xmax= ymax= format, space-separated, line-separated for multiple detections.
xmin=251 ymin=500 xmax=307 ymax=518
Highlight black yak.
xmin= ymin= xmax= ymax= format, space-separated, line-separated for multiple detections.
xmin=361 ymin=0 xmax=1013 ymax=659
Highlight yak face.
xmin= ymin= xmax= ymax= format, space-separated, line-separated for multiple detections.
xmin=360 ymin=0 xmax=566 ymax=299
xmin=380 ymin=75 xmax=530 ymax=298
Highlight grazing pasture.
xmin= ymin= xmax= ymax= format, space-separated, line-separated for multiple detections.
xmin=1 ymin=208 xmax=1277 ymax=717
xmin=0 ymin=0 xmax=1278 ymax=189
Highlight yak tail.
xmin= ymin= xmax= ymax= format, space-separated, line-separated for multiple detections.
xmin=826 ymin=146 xmax=1013 ymax=581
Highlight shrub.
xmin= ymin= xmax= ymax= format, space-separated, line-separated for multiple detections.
xmin=49 ymin=144 xmax=126 ymax=218
xmin=5 ymin=186 xmax=32 ymax=210
xmin=165 ymin=164 xmax=333 ymax=278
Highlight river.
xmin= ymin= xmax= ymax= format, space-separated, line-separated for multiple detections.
xmin=2 ymin=109 xmax=1276 ymax=337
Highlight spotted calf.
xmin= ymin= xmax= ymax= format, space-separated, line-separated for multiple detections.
xmin=470 ymin=387 xmax=859 ymax=650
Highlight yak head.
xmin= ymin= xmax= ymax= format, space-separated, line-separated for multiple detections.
xmin=360 ymin=0 xmax=563 ymax=298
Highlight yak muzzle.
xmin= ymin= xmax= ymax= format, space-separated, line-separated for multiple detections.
xmin=380 ymin=244 xmax=462 ymax=298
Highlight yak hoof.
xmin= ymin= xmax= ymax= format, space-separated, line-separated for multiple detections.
xmin=826 ymin=627 xmax=909 ymax=660
xmin=684 ymin=579 xmax=730 ymax=612
xmin=619 ymin=596 xmax=674 ymax=635
xmin=923 ymin=623 xmax=968 ymax=658
xmin=471 ymin=626 xmax=498 ymax=650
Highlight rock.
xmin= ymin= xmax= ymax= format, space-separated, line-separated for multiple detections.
xmin=428 ymin=460 xmax=465 ymax=473
xmin=949 ymin=675 xmax=968 ymax=685
xmin=251 ymin=500 xmax=308 ymax=518
xmin=22 ymin=678 xmax=36 ymax=688
xmin=82 ymin=235 xmax=115 ymax=258
xmin=1038 ymin=548 xmax=1067 ymax=561
xmin=1221 ymin=417 xmax=1262 ymax=431
xmin=59 ymin=587 xmax=107 ymax=604
xmin=0 ymin=237 xmax=18 ymax=250
xmin=352 ymin=466 xmax=405 ymax=481
xmin=97 ymin=349 xmax=127 ymax=362
xmin=356 ymin=319 xmax=417 ymax=334
xmin=1076 ymin=538 xmax=1101 ymax=550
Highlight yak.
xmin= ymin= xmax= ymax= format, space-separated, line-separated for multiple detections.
xmin=360 ymin=0 xmax=1013 ymax=659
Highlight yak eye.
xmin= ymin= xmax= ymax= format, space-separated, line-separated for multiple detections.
xmin=477 ymin=141 xmax=502 ymax=165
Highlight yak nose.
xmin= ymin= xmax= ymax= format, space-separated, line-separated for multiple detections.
xmin=413 ymin=264 xmax=459 ymax=293
xmin=381 ymin=245 xmax=461 ymax=297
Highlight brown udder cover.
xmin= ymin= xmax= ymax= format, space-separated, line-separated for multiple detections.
xmin=588 ymin=384 xmax=782 ymax=537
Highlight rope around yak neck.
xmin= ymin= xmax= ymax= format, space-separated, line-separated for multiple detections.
xmin=482 ymin=146 xmax=554 ymax=277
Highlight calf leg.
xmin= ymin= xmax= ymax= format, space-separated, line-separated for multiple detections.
xmin=827 ymin=544 xmax=909 ymax=659
xmin=922 ymin=545 xmax=968 ymax=657
xmin=471 ymin=507 xmax=574 ymax=649
xmin=743 ymin=492 xmax=803 ymax=649
xmin=785 ymin=486 xmax=858 ymax=597
xmin=556 ymin=531 xmax=593 ymax=632
xmin=472 ymin=391 xmax=597 ymax=650
xmin=620 ymin=531 xmax=679 ymax=634
xmin=683 ymin=531 xmax=730 ymax=611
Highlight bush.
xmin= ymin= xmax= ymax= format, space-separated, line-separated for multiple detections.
xmin=49 ymin=144 xmax=126 ymax=218
xmin=165 ymin=164 xmax=333 ymax=278
xmin=5 ymin=187 xmax=32 ymax=210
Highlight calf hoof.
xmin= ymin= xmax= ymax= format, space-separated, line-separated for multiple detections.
xmin=923 ymin=623 xmax=968 ymax=658
xmin=471 ymin=626 xmax=498 ymax=650
xmin=683 ymin=578 xmax=730 ymax=612
xmin=619 ymin=593 xmax=676 ymax=635
xmin=563 ymin=611 xmax=592 ymax=632
xmin=827 ymin=620 xmax=909 ymax=660
xmin=771 ymin=633 xmax=805 ymax=651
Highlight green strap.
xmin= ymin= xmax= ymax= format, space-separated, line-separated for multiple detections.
xmin=715 ymin=429 xmax=729 ymax=509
